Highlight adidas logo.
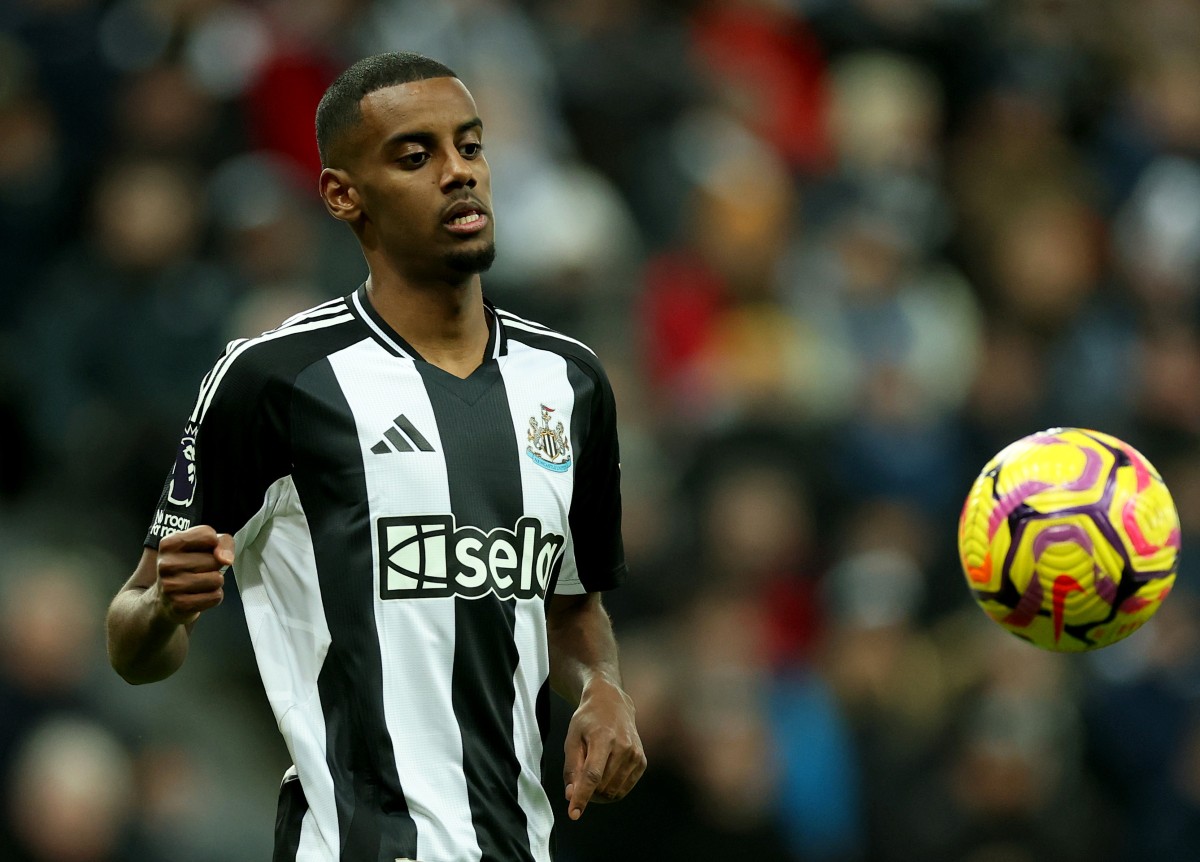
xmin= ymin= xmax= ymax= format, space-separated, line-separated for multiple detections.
xmin=371 ymin=415 xmax=435 ymax=454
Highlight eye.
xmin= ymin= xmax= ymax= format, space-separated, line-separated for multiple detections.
xmin=461 ymin=141 xmax=482 ymax=158
xmin=397 ymin=151 xmax=430 ymax=168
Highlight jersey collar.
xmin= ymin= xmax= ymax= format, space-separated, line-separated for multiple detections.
xmin=348 ymin=283 xmax=508 ymax=361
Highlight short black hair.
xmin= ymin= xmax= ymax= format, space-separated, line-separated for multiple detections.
xmin=316 ymin=52 xmax=458 ymax=167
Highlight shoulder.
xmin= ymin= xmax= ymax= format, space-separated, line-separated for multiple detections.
xmin=495 ymin=306 xmax=610 ymax=387
xmin=190 ymin=296 xmax=361 ymax=425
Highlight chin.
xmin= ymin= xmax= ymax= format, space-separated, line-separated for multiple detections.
xmin=445 ymin=241 xmax=497 ymax=275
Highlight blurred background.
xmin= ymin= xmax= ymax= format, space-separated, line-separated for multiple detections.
xmin=3 ymin=0 xmax=1200 ymax=860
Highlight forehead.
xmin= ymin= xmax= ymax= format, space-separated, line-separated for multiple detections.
xmin=358 ymin=78 xmax=480 ymax=141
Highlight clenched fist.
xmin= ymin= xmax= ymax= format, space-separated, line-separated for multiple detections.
xmin=155 ymin=525 xmax=234 ymax=625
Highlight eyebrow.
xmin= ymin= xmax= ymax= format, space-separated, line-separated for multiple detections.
xmin=382 ymin=117 xmax=483 ymax=150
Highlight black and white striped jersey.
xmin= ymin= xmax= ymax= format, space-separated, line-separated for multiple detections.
xmin=144 ymin=284 xmax=626 ymax=862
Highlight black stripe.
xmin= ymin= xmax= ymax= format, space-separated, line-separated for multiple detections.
xmin=353 ymin=284 xmax=421 ymax=358
xmin=291 ymin=359 xmax=418 ymax=862
xmin=273 ymin=777 xmax=309 ymax=862
xmin=370 ymin=440 xmax=390 ymax=455
xmin=565 ymin=360 xmax=594 ymax=480
xmin=536 ymin=679 xmax=554 ymax=858
xmin=487 ymin=300 xmax=509 ymax=357
xmin=563 ymin=357 xmax=626 ymax=593
xmin=383 ymin=426 xmax=413 ymax=452
xmin=394 ymin=414 xmax=434 ymax=451
xmin=417 ymin=362 xmax=534 ymax=862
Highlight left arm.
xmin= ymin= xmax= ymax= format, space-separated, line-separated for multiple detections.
xmin=548 ymin=592 xmax=646 ymax=821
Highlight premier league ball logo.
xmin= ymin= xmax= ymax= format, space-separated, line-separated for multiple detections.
xmin=166 ymin=423 xmax=199 ymax=507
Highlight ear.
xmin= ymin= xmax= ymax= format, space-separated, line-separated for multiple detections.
xmin=319 ymin=167 xmax=362 ymax=224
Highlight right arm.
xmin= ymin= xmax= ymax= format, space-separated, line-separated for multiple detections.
xmin=109 ymin=332 xmax=289 ymax=684
xmin=106 ymin=526 xmax=233 ymax=685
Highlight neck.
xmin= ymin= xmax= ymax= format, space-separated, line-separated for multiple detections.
xmin=364 ymin=269 xmax=490 ymax=379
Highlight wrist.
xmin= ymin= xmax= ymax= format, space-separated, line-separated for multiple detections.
xmin=580 ymin=671 xmax=631 ymax=707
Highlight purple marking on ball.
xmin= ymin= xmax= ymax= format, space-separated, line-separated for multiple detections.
xmin=1028 ymin=521 xmax=1118 ymax=606
xmin=1070 ymin=499 xmax=1134 ymax=574
xmin=989 ymin=481 xmax=1052 ymax=539
xmin=986 ymin=442 xmax=1099 ymax=540
xmin=1032 ymin=523 xmax=1093 ymax=558
xmin=1134 ymin=567 xmax=1178 ymax=581
xmin=1030 ymin=431 xmax=1068 ymax=445
xmin=1061 ymin=447 xmax=1103 ymax=491
xmin=992 ymin=449 xmax=1159 ymax=614
xmin=1003 ymin=572 xmax=1045 ymax=627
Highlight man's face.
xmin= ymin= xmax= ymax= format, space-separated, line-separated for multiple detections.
xmin=348 ymin=77 xmax=494 ymax=279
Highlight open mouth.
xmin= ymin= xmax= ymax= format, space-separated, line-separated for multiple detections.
xmin=448 ymin=211 xmax=485 ymax=227
xmin=444 ymin=208 xmax=489 ymax=235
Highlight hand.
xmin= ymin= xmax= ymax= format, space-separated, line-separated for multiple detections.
xmin=563 ymin=676 xmax=646 ymax=820
xmin=155 ymin=525 xmax=234 ymax=626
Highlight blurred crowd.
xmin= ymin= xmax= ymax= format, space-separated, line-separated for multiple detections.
xmin=3 ymin=0 xmax=1200 ymax=860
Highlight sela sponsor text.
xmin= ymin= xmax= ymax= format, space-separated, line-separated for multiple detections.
xmin=378 ymin=514 xmax=565 ymax=600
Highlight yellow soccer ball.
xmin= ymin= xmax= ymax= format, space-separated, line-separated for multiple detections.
xmin=958 ymin=428 xmax=1179 ymax=651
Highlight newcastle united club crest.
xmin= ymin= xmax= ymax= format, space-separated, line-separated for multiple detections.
xmin=527 ymin=404 xmax=571 ymax=473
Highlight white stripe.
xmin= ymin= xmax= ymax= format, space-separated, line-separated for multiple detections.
xmin=189 ymin=303 xmax=349 ymax=422
xmin=499 ymin=341 xmax=574 ymax=860
xmin=351 ymin=290 xmax=414 ymax=359
xmin=274 ymin=304 xmax=348 ymax=333
xmin=188 ymin=338 xmax=250 ymax=425
xmin=277 ymin=299 xmax=349 ymax=330
xmin=295 ymin=808 xmax=326 ymax=862
xmin=498 ymin=341 xmax=585 ymax=593
xmin=495 ymin=309 xmax=553 ymax=332
xmin=512 ymin=601 xmax=552 ymax=861
xmin=236 ymin=477 xmax=338 ymax=862
xmin=285 ymin=294 xmax=346 ymax=318
xmin=327 ymin=339 xmax=479 ymax=862
xmin=193 ymin=313 xmax=354 ymax=424
xmin=502 ymin=320 xmax=595 ymax=355
xmin=198 ymin=339 xmax=244 ymax=395
xmin=491 ymin=311 xmax=503 ymax=360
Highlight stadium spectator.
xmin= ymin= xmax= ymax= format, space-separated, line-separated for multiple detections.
xmin=1 ymin=2 xmax=1197 ymax=859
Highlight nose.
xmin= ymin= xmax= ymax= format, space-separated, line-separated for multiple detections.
xmin=440 ymin=147 xmax=476 ymax=191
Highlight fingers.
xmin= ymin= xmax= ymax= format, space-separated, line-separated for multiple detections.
xmin=162 ymin=587 xmax=225 ymax=621
xmin=160 ymin=551 xmax=230 ymax=573
xmin=563 ymin=718 xmax=648 ymax=819
xmin=593 ymin=741 xmax=647 ymax=803
xmin=160 ymin=526 xmax=235 ymax=562
xmin=160 ymin=524 xmax=223 ymax=553
xmin=562 ymin=678 xmax=648 ymax=820
xmin=562 ymin=724 xmax=588 ymax=819
xmin=156 ymin=526 xmax=234 ymax=624
xmin=215 ymin=532 xmax=235 ymax=566
xmin=566 ymin=735 xmax=613 ymax=821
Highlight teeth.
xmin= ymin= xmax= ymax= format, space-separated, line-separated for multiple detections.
xmin=449 ymin=213 xmax=482 ymax=225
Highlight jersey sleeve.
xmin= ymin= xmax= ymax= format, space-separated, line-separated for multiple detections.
xmin=557 ymin=358 xmax=628 ymax=594
xmin=144 ymin=341 xmax=290 ymax=549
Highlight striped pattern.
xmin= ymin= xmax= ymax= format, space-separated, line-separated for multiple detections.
xmin=188 ymin=300 xmax=353 ymax=424
xmin=145 ymin=289 xmax=626 ymax=861
xmin=496 ymin=309 xmax=595 ymax=355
